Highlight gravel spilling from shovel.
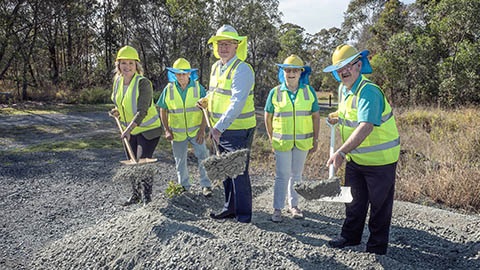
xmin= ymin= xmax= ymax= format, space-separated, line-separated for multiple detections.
xmin=294 ymin=177 xmax=341 ymax=200
xmin=202 ymin=149 xmax=249 ymax=185
xmin=112 ymin=162 xmax=159 ymax=184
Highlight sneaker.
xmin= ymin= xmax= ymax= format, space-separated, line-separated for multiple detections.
xmin=290 ymin=206 xmax=304 ymax=219
xmin=271 ymin=209 xmax=282 ymax=223
xmin=202 ymin=187 xmax=213 ymax=197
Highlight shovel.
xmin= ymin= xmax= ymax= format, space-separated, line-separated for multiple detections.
xmin=109 ymin=111 xmax=158 ymax=165
xmin=294 ymin=119 xmax=353 ymax=203
xmin=199 ymin=106 xmax=249 ymax=185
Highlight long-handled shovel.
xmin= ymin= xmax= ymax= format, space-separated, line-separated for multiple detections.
xmin=294 ymin=119 xmax=353 ymax=203
xmin=200 ymin=107 xmax=249 ymax=186
xmin=109 ymin=111 xmax=158 ymax=165
xmin=316 ymin=120 xmax=353 ymax=203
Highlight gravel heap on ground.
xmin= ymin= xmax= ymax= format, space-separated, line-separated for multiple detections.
xmin=1 ymin=150 xmax=479 ymax=270
xmin=1 ymin=112 xmax=479 ymax=269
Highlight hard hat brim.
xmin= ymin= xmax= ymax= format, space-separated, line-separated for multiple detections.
xmin=323 ymin=50 xmax=370 ymax=72
xmin=166 ymin=67 xmax=197 ymax=74
xmin=276 ymin=63 xmax=305 ymax=70
xmin=207 ymin=34 xmax=246 ymax=44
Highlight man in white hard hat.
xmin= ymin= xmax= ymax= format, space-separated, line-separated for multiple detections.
xmin=323 ymin=44 xmax=400 ymax=255
xmin=198 ymin=24 xmax=256 ymax=223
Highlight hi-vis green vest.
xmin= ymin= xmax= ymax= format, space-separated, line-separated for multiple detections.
xmin=164 ymin=81 xmax=203 ymax=141
xmin=272 ymin=85 xmax=314 ymax=151
xmin=111 ymin=73 xmax=161 ymax=135
xmin=208 ymin=59 xmax=256 ymax=130
xmin=338 ymin=76 xmax=400 ymax=166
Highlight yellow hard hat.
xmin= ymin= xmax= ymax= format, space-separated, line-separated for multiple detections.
xmin=331 ymin=44 xmax=358 ymax=66
xmin=283 ymin=54 xmax=304 ymax=68
xmin=322 ymin=44 xmax=372 ymax=81
xmin=116 ymin=46 xmax=140 ymax=61
xmin=172 ymin=58 xmax=191 ymax=70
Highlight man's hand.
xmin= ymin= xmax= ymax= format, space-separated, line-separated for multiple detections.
xmin=326 ymin=151 xmax=344 ymax=173
xmin=309 ymin=140 xmax=318 ymax=155
xmin=327 ymin=111 xmax=339 ymax=125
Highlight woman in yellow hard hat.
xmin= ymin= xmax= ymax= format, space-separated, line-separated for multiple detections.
xmin=264 ymin=54 xmax=320 ymax=222
xmin=156 ymin=58 xmax=212 ymax=197
xmin=111 ymin=45 xmax=162 ymax=206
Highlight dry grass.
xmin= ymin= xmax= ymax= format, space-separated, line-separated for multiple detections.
xmin=251 ymin=107 xmax=480 ymax=213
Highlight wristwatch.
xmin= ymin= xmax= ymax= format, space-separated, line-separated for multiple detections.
xmin=338 ymin=151 xmax=346 ymax=159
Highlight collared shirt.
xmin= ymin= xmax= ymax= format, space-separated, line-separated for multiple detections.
xmin=157 ymin=80 xmax=207 ymax=109
xmin=341 ymin=76 xmax=384 ymax=126
xmin=212 ymin=56 xmax=255 ymax=132
xmin=264 ymin=82 xmax=320 ymax=113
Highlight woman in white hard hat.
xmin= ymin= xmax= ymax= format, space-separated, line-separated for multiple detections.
xmin=157 ymin=58 xmax=212 ymax=197
xmin=264 ymin=54 xmax=320 ymax=222
xmin=111 ymin=45 xmax=162 ymax=206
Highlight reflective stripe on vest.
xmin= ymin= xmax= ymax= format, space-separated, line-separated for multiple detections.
xmin=165 ymin=81 xmax=203 ymax=141
xmin=338 ymin=76 xmax=400 ymax=165
xmin=208 ymin=59 xmax=256 ymax=130
xmin=112 ymin=73 xmax=161 ymax=135
xmin=271 ymin=85 xmax=314 ymax=151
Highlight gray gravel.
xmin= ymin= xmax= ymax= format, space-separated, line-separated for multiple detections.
xmin=0 ymin=112 xmax=479 ymax=270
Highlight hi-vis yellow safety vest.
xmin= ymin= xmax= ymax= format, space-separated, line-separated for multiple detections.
xmin=111 ymin=73 xmax=161 ymax=135
xmin=208 ymin=59 xmax=256 ymax=130
xmin=271 ymin=85 xmax=314 ymax=151
xmin=164 ymin=81 xmax=203 ymax=141
xmin=338 ymin=76 xmax=400 ymax=166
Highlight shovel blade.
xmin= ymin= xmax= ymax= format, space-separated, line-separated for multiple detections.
xmin=317 ymin=186 xmax=353 ymax=203
xmin=119 ymin=158 xmax=158 ymax=166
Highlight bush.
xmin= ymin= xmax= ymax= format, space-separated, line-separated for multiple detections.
xmin=78 ymin=87 xmax=111 ymax=104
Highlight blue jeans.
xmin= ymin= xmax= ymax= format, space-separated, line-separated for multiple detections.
xmin=217 ymin=128 xmax=255 ymax=223
xmin=171 ymin=136 xmax=211 ymax=189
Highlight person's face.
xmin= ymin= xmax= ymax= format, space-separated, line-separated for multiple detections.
xmin=119 ymin=59 xmax=137 ymax=77
xmin=283 ymin=68 xmax=302 ymax=85
xmin=216 ymin=39 xmax=238 ymax=61
xmin=338 ymin=58 xmax=361 ymax=89
xmin=175 ymin=72 xmax=190 ymax=87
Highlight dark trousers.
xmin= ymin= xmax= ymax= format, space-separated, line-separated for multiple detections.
xmin=218 ymin=128 xmax=255 ymax=223
xmin=341 ymin=160 xmax=397 ymax=255
xmin=128 ymin=133 xmax=160 ymax=159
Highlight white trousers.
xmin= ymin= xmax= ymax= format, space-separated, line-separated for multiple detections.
xmin=273 ymin=147 xmax=308 ymax=210
xmin=171 ymin=136 xmax=211 ymax=189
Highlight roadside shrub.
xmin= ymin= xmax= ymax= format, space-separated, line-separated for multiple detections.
xmin=79 ymin=87 xmax=111 ymax=104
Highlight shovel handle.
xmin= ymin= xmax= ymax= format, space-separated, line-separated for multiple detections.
xmin=326 ymin=118 xmax=338 ymax=179
xmin=200 ymin=106 xmax=220 ymax=155
xmin=110 ymin=111 xmax=140 ymax=164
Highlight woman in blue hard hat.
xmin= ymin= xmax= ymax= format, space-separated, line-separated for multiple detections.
xmin=111 ymin=45 xmax=162 ymax=206
xmin=157 ymin=58 xmax=212 ymax=197
xmin=264 ymin=54 xmax=320 ymax=223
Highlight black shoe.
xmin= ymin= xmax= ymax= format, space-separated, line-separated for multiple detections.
xmin=328 ymin=236 xmax=360 ymax=249
xmin=142 ymin=195 xmax=151 ymax=206
xmin=122 ymin=196 xmax=140 ymax=206
xmin=210 ymin=211 xmax=235 ymax=219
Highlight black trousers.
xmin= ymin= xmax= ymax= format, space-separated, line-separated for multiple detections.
xmin=128 ymin=133 xmax=160 ymax=159
xmin=341 ymin=160 xmax=397 ymax=255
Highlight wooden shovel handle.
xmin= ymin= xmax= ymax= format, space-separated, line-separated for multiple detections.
xmin=110 ymin=111 xmax=140 ymax=164
xmin=200 ymin=107 xmax=220 ymax=155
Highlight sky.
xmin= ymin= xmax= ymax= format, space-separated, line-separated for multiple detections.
xmin=278 ymin=0 xmax=415 ymax=34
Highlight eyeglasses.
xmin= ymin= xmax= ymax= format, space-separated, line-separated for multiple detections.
xmin=217 ymin=41 xmax=238 ymax=47
xmin=338 ymin=58 xmax=361 ymax=72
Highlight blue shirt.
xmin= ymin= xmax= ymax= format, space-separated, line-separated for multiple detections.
xmin=264 ymin=82 xmax=320 ymax=113
xmin=341 ymin=75 xmax=384 ymax=126
xmin=210 ymin=56 xmax=255 ymax=132
xmin=156 ymin=80 xmax=207 ymax=109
